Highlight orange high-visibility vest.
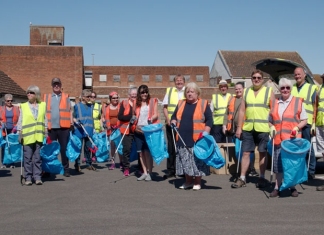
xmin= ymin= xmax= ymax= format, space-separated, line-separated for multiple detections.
xmin=176 ymin=99 xmax=207 ymax=142
xmin=44 ymin=93 xmax=71 ymax=129
xmin=134 ymin=98 xmax=160 ymax=127
xmin=271 ymin=97 xmax=303 ymax=145
xmin=119 ymin=99 xmax=135 ymax=135
xmin=104 ymin=104 xmax=120 ymax=135
xmin=1 ymin=106 xmax=19 ymax=136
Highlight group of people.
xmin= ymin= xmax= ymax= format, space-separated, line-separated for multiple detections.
xmin=1 ymin=69 xmax=324 ymax=194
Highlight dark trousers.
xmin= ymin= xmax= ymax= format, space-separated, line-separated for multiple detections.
xmin=122 ymin=134 xmax=134 ymax=169
xmin=211 ymin=125 xmax=232 ymax=143
xmin=1 ymin=128 xmax=13 ymax=165
xmin=302 ymin=124 xmax=316 ymax=174
xmin=48 ymin=128 xmax=69 ymax=171
xmin=165 ymin=124 xmax=176 ymax=175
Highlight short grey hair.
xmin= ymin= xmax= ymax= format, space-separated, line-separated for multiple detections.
xmin=185 ymin=82 xmax=201 ymax=97
xmin=278 ymin=78 xmax=292 ymax=89
xmin=4 ymin=94 xmax=13 ymax=101
xmin=81 ymin=89 xmax=92 ymax=97
xmin=128 ymin=86 xmax=137 ymax=95
xmin=26 ymin=85 xmax=41 ymax=102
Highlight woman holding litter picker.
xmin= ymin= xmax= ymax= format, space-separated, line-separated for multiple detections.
xmin=102 ymin=91 xmax=121 ymax=170
xmin=133 ymin=85 xmax=159 ymax=181
xmin=171 ymin=82 xmax=213 ymax=190
xmin=268 ymin=78 xmax=308 ymax=197
xmin=73 ymin=89 xmax=96 ymax=172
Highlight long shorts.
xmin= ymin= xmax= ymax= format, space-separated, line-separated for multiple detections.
xmin=241 ymin=130 xmax=269 ymax=153
xmin=134 ymin=133 xmax=149 ymax=153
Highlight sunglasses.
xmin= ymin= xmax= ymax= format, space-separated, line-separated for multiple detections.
xmin=6 ymin=100 xmax=12 ymax=102
xmin=252 ymin=76 xmax=262 ymax=80
xmin=280 ymin=86 xmax=291 ymax=91
xmin=85 ymin=96 xmax=91 ymax=98
xmin=90 ymin=96 xmax=96 ymax=98
xmin=140 ymin=91 xmax=148 ymax=94
xmin=27 ymin=91 xmax=35 ymax=95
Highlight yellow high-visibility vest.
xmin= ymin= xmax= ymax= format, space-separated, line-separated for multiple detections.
xmin=93 ymin=103 xmax=101 ymax=132
xmin=166 ymin=87 xmax=185 ymax=119
xmin=212 ymin=93 xmax=232 ymax=125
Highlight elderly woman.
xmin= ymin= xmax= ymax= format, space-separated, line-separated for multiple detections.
xmin=171 ymin=82 xmax=213 ymax=190
xmin=0 ymin=94 xmax=20 ymax=168
xmin=17 ymin=86 xmax=47 ymax=186
xmin=102 ymin=91 xmax=121 ymax=170
xmin=269 ymin=78 xmax=308 ymax=197
xmin=73 ymin=89 xmax=96 ymax=172
xmin=134 ymin=85 xmax=159 ymax=181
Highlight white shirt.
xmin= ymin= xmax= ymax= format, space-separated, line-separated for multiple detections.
xmin=162 ymin=87 xmax=185 ymax=105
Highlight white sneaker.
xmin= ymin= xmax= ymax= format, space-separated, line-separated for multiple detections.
xmin=193 ymin=185 xmax=201 ymax=191
xmin=179 ymin=184 xmax=193 ymax=189
xmin=137 ymin=174 xmax=147 ymax=181
xmin=145 ymin=174 xmax=152 ymax=181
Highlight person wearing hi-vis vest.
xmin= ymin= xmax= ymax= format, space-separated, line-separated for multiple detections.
xmin=316 ymin=74 xmax=324 ymax=191
xmin=162 ymin=74 xmax=185 ymax=179
xmin=90 ymin=91 xmax=101 ymax=133
xmin=231 ymin=69 xmax=275 ymax=189
xmin=210 ymin=80 xmax=232 ymax=143
xmin=291 ymin=67 xmax=317 ymax=180
xmin=268 ymin=78 xmax=308 ymax=198
xmin=44 ymin=78 xmax=73 ymax=178
xmin=16 ymin=85 xmax=48 ymax=186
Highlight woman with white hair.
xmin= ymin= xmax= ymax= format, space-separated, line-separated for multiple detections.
xmin=268 ymin=78 xmax=308 ymax=197
xmin=0 ymin=94 xmax=20 ymax=168
xmin=16 ymin=85 xmax=48 ymax=186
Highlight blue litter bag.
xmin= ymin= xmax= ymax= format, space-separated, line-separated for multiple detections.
xmin=194 ymin=134 xmax=225 ymax=169
xmin=93 ymin=132 xmax=109 ymax=163
xmin=142 ymin=123 xmax=168 ymax=165
xmin=110 ymin=129 xmax=123 ymax=155
xmin=280 ymin=138 xmax=309 ymax=191
xmin=66 ymin=132 xmax=82 ymax=162
xmin=40 ymin=140 xmax=64 ymax=175
xmin=3 ymin=133 xmax=22 ymax=165
xmin=267 ymin=139 xmax=273 ymax=157
xmin=234 ymin=137 xmax=254 ymax=162
xmin=129 ymin=141 xmax=138 ymax=162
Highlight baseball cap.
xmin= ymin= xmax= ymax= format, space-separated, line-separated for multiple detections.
xmin=52 ymin=77 xmax=62 ymax=85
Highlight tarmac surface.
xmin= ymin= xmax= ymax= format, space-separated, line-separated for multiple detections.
xmin=1 ymin=158 xmax=324 ymax=235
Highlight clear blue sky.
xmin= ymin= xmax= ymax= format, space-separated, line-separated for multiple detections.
xmin=1 ymin=0 xmax=323 ymax=74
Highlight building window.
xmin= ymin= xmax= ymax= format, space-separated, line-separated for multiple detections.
xmin=99 ymin=75 xmax=107 ymax=82
xmin=155 ymin=75 xmax=162 ymax=82
xmin=169 ymin=75 xmax=176 ymax=82
xmin=128 ymin=75 xmax=135 ymax=82
xmin=196 ymin=75 xmax=203 ymax=82
xmin=184 ymin=75 xmax=190 ymax=82
xmin=113 ymin=75 xmax=120 ymax=82
xmin=142 ymin=75 xmax=149 ymax=82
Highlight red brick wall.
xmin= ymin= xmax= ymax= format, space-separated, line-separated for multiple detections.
xmin=0 ymin=45 xmax=83 ymax=98
xmin=30 ymin=26 xmax=64 ymax=46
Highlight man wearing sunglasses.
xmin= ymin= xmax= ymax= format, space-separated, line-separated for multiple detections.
xmin=232 ymin=69 xmax=275 ymax=189
xmin=43 ymin=78 xmax=73 ymax=177
xmin=291 ymin=67 xmax=317 ymax=180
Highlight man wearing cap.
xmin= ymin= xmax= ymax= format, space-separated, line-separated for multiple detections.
xmin=291 ymin=67 xmax=317 ymax=180
xmin=90 ymin=91 xmax=102 ymax=133
xmin=316 ymin=74 xmax=324 ymax=191
xmin=44 ymin=78 xmax=73 ymax=177
xmin=210 ymin=80 xmax=232 ymax=143
xmin=162 ymin=74 xmax=185 ymax=179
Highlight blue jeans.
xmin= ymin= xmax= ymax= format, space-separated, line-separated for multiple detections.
xmin=302 ymin=124 xmax=316 ymax=175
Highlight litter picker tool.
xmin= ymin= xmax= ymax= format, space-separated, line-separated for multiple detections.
xmin=78 ymin=123 xmax=98 ymax=162
xmin=235 ymin=137 xmax=242 ymax=181
xmin=171 ymin=127 xmax=178 ymax=154
xmin=171 ymin=123 xmax=192 ymax=154
xmin=112 ymin=123 xmax=130 ymax=161
xmin=270 ymin=130 xmax=275 ymax=184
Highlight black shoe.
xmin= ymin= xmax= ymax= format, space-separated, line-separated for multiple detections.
xmin=308 ymin=173 xmax=315 ymax=180
xmin=63 ymin=170 xmax=70 ymax=177
xmin=41 ymin=172 xmax=51 ymax=178
xmin=248 ymin=168 xmax=259 ymax=177
xmin=74 ymin=165 xmax=82 ymax=173
xmin=163 ymin=173 xmax=176 ymax=180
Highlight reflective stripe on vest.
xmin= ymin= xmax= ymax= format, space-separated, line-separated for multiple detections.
xmin=212 ymin=93 xmax=231 ymax=125
xmin=176 ymin=99 xmax=207 ymax=142
xmin=93 ymin=103 xmax=101 ymax=132
xmin=316 ymin=86 xmax=324 ymax=126
xmin=44 ymin=93 xmax=71 ymax=129
xmin=291 ymin=83 xmax=316 ymax=124
xmin=243 ymin=86 xmax=271 ymax=132
xmin=1 ymin=106 xmax=19 ymax=136
xmin=271 ymin=97 xmax=302 ymax=145
xmin=21 ymin=102 xmax=46 ymax=145
xmin=166 ymin=87 xmax=185 ymax=119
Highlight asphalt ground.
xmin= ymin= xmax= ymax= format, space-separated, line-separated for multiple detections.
xmin=1 ymin=158 xmax=324 ymax=235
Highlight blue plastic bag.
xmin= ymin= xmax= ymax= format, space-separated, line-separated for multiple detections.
xmin=129 ymin=141 xmax=138 ymax=162
xmin=194 ymin=134 xmax=225 ymax=169
xmin=267 ymin=139 xmax=273 ymax=157
xmin=93 ymin=132 xmax=109 ymax=163
xmin=234 ymin=137 xmax=255 ymax=162
xmin=3 ymin=133 xmax=22 ymax=164
xmin=142 ymin=123 xmax=168 ymax=165
xmin=40 ymin=140 xmax=64 ymax=175
xmin=66 ymin=132 xmax=82 ymax=162
xmin=110 ymin=129 xmax=123 ymax=155
xmin=280 ymin=138 xmax=309 ymax=191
